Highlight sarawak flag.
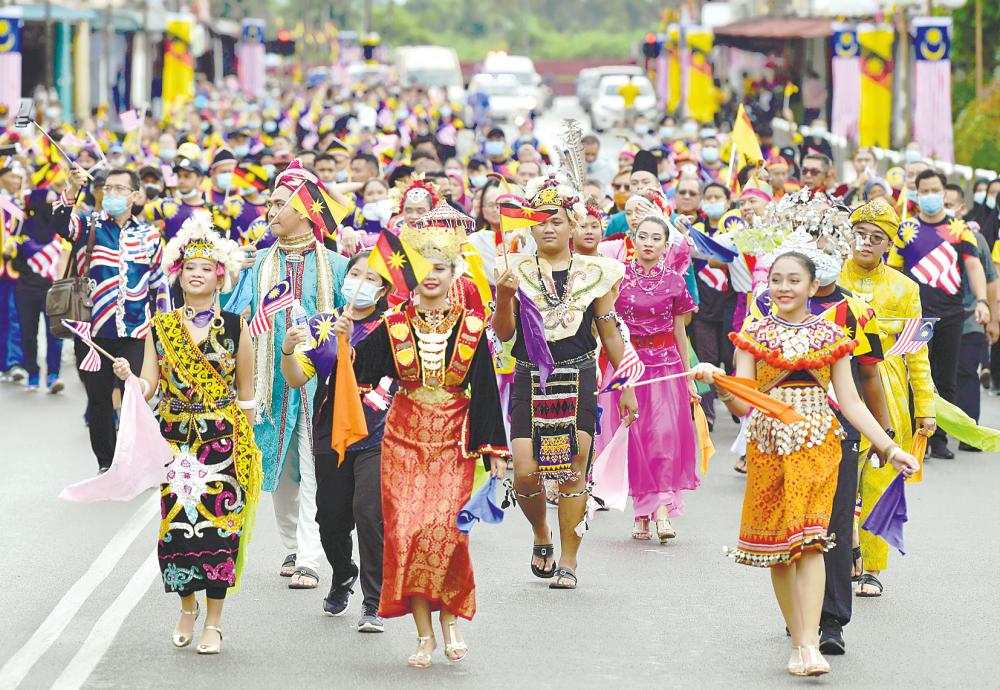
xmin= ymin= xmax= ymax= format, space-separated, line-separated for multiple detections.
xmin=232 ymin=164 xmax=269 ymax=192
xmin=368 ymin=231 xmax=432 ymax=295
xmin=713 ymin=372 xmax=805 ymax=424
xmin=497 ymin=196 xmax=555 ymax=248
xmin=858 ymin=23 xmax=894 ymax=148
xmin=331 ymin=333 xmax=368 ymax=463
xmin=289 ymin=180 xmax=350 ymax=237
xmin=731 ymin=104 xmax=763 ymax=164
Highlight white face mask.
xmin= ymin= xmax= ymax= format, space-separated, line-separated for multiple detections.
xmin=362 ymin=199 xmax=393 ymax=223
xmin=341 ymin=276 xmax=383 ymax=308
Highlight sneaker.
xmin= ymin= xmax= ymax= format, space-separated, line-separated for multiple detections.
xmin=958 ymin=441 xmax=982 ymax=453
xmin=929 ymin=443 xmax=955 ymax=460
xmin=980 ymin=368 xmax=992 ymax=390
xmin=47 ymin=376 xmax=65 ymax=394
xmin=9 ymin=366 xmax=27 ymax=383
xmin=357 ymin=604 xmax=385 ymax=633
xmin=322 ymin=567 xmax=359 ymax=617
xmin=819 ymin=628 xmax=846 ymax=655
xmin=26 ymin=373 xmax=40 ymax=391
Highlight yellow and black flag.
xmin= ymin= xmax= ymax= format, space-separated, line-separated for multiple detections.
xmin=368 ymin=231 xmax=432 ymax=295
xmin=232 ymin=163 xmax=269 ymax=192
xmin=288 ymin=180 xmax=350 ymax=236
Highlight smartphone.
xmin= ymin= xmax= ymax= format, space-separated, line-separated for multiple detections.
xmin=15 ymin=98 xmax=34 ymax=128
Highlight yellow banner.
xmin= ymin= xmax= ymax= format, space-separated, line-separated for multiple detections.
xmin=162 ymin=18 xmax=194 ymax=111
xmin=686 ymin=28 xmax=716 ymax=123
xmin=667 ymin=25 xmax=681 ymax=114
xmin=858 ymin=24 xmax=894 ymax=148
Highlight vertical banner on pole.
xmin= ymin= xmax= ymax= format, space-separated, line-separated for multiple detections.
xmin=74 ymin=20 xmax=91 ymax=120
xmin=238 ymin=19 xmax=265 ymax=99
xmin=667 ymin=24 xmax=681 ymax=114
xmin=686 ymin=27 xmax=717 ymax=123
xmin=857 ymin=23 xmax=894 ymax=148
xmin=162 ymin=16 xmax=195 ymax=116
xmin=912 ymin=17 xmax=953 ymax=163
xmin=831 ymin=22 xmax=861 ymax=144
xmin=0 ymin=13 xmax=23 ymax=117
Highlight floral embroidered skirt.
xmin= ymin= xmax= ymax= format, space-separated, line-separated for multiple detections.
xmin=379 ymin=393 xmax=477 ymax=620
xmin=731 ymin=427 xmax=841 ymax=568
xmin=158 ymin=434 xmax=245 ymax=594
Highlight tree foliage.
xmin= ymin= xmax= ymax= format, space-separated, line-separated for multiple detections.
xmin=949 ymin=0 xmax=1000 ymax=115
xmin=954 ymin=77 xmax=1000 ymax=171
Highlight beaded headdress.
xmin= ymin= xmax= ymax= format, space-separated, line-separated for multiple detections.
xmin=164 ymin=215 xmax=244 ymax=291
xmin=400 ymin=202 xmax=470 ymax=263
xmin=524 ymin=119 xmax=588 ymax=225
xmin=389 ymin=176 xmax=441 ymax=214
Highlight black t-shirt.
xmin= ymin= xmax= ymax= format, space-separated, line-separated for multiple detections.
xmin=511 ymin=268 xmax=597 ymax=363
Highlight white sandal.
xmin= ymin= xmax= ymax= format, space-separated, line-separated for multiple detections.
xmin=172 ymin=603 xmax=200 ymax=648
xmin=443 ymin=620 xmax=468 ymax=662
xmin=407 ymin=636 xmax=434 ymax=669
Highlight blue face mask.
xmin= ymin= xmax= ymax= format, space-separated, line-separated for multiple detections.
xmin=159 ymin=148 xmax=176 ymax=161
xmin=469 ymin=174 xmax=487 ymax=189
xmin=335 ymin=169 xmax=349 ymax=183
xmin=484 ymin=140 xmax=505 ymax=158
xmin=341 ymin=277 xmax=383 ymax=309
xmin=904 ymin=149 xmax=922 ymax=164
xmin=264 ymin=164 xmax=277 ymax=178
xmin=702 ymin=200 xmax=727 ymax=220
xmin=234 ymin=145 xmax=250 ymax=158
xmin=702 ymin=147 xmax=720 ymax=164
xmin=973 ymin=191 xmax=986 ymax=205
xmin=215 ymin=172 xmax=233 ymax=190
xmin=102 ymin=193 xmax=130 ymax=217
xmin=917 ymin=192 xmax=944 ymax=216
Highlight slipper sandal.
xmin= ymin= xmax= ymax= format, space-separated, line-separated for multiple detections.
xmin=280 ymin=553 xmax=297 ymax=577
xmin=548 ymin=566 xmax=577 ymax=590
xmin=851 ymin=546 xmax=863 ymax=583
xmin=289 ymin=566 xmax=320 ymax=589
xmin=531 ymin=544 xmax=556 ymax=579
xmin=855 ymin=572 xmax=883 ymax=597
xmin=734 ymin=456 xmax=748 ymax=474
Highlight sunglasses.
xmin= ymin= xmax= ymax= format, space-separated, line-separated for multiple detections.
xmin=802 ymin=167 xmax=824 ymax=176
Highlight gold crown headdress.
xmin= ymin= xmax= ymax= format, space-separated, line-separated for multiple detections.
xmin=164 ymin=215 xmax=244 ymax=291
xmin=400 ymin=202 xmax=470 ymax=263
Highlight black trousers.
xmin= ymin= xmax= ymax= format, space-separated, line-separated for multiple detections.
xmin=821 ymin=438 xmax=859 ymax=632
xmin=991 ymin=340 xmax=1000 ymax=389
xmin=75 ymin=336 xmax=145 ymax=469
xmin=957 ymin=331 xmax=987 ymax=423
xmin=14 ymin=281 xmax=62 ymax=380
xmin=926 ymin=312 xmax=963 ymax=449
xmin=689 ymin=317 xmax=734 ymax=424
xmin=177 ymin=586 xmax=227 ymax=600
xmin=315 ymin=446 xmax=384 ymax=609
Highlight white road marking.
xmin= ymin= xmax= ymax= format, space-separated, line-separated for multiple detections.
xmin=51 ymin=550 xmax=159 ymax=690
xmin=0 ymin=493 xmax=157 ymax=690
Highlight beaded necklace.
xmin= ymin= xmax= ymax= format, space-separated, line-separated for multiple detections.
xmin=535 ymin=255 xmax=573 ymax=307
xmin=628 ymin=258 xmax=666 ymax=295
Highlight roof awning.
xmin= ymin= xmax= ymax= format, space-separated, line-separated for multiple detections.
xmin=714 ymin=17 xmax=833 ymax=51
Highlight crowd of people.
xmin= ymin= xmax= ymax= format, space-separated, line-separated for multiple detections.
xmin=1 ymin=67 xmax=997 ymax=676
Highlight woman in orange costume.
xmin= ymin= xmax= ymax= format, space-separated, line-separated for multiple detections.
xmin=693 ymin=251 xmax=918 ymax=678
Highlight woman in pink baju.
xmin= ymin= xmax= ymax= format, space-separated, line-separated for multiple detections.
xmin=598 ymin=215 xmax=699 ymax=543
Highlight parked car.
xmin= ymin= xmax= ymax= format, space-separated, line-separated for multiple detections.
xmin=482 ymin=52 xmax=553 ymax=111
xmin=577 ymin=65 xmax=644 ymax=114
xmin=589 ymin=74 xmax=657 ymax=132
xmin=468 ymin=72 xmax=536 ymax=122
xmin=394 ymin=45 xmax=466 ymax=104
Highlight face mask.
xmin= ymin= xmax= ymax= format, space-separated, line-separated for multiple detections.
xmin=699 ymin=127 xmax=718 ymax=139
xmin=484 ymin=140 xmax=505 ymax=157
xmin=811 ymin=128 xmax=829 ymax=139
xmin=904 ymin=149 xmax=922 ymax=164
xmin=613 ymin=191 xmax=629 ymax=210
xmin=944 ymin=207 xmax=956 ymax=218
xmin=131 ymin=203 xmax=145 ymax=217
xmin=987 ymin=195 xmax=998 ymax=210
xmin=702 ymin=200 xmax=726 ymax=220
xmin=178 ymin=188 xmax=199 ymax=201
xmin=264 ymin=120 xmax=278 ymax=133
xmin=816 ymin=261 xmax=842 ymax=287
xmin=973 ymin=191 xmax=986 ymax=205
xmin=335 ymin=169 xmax=348 ymax=183
xmin=234 ymin=145 xmax=250 ymax=158
xmin=395 ymin=109 xmax=410 ymax=120
xmin=681 ymin=122 xmax=697 ymax=136
xmin=635 ymin=123 xmax=650 ymax=136
xmin=469 ymin=174 xmax=487 ymax=189
xmin=102 ymin=193 xmax=130 ymax=217
xmin=159 ymin=148 xmax=176 ymax=160
xmin=341 ymin=277 xmax=382 ymax=309
xmin=440 ymin=106 xmax=452 ymax=119
xmin=201 ymin=122 xmax=211 ymax=133
xmin=917 ymin=192 xmax=944 ymax=216
xmin=702 ymin=147 xmax=720 ymax=164
xmin=215 ymin=172 xmax=233 ymax=190
xmin=659 ymin=127 xmax=675 ymax=139
xmin=362 ymin=199 xmax=392 ymax=223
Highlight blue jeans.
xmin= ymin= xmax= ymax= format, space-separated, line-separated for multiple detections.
xmin=15 ymin=282 xmax=62 ymax=379
xmin=0 ymin=276 xmax=23 ymax=370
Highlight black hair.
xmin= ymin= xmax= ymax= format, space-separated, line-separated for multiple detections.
xmin=387 ymin=164 xmax=414 ymax=188
xmin=361 ymin=177 xmax=388 ymax=195
xmin=802 ymin=152 xmax=832 ymax=171
xmin=769 ymin=251 xmax=817 ymax=281
xmin=915 ymin=169 xmax=947 ymax=189
xmin=703 ymin=181 xmax=731 ymax=199
xmin=345 ymin=250 xmax=392 ymax=308
xmin=467 ymin=157 xmax=488 ymax=171
xmin=314 ymin=152 xmax=336 ymax=165
xmin=105 ymin=167 xmax=140 ymax=191
xmin=634 ymin=215 xmax=672 ymax=238
xmin=351 ymin=153 xmax=379 ymax=170
xmin=944 ymin=183 xmax=964 ymax=196
xmin=474 ymin=176 xmax=503 ymax=231
xmin=411 ymin=150 xmax=438 ymax=163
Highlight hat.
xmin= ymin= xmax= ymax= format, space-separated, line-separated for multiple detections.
xmin=849 ymin=198 xmax=899 ymax=241
xmin=174 ymin=157 xmax=204 ymax=176
xmin=630 ymin=149 xmax=658 ymax=177
xmin=273 ymin=158 xmax=317 ymax=193
xmin=210 ymin=148 xmax=236 ymax=170
xmin=740 ymin=177 xmax=773 ymax=203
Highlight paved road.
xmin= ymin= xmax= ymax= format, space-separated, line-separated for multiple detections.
xmin=2 ymin=101 xmax=999 ymax=688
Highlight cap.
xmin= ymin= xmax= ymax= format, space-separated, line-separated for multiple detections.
xmin=210 ymin=148 xmax=236 ymax=170
xmin=631 ymin=149 xmax=659 ymax=177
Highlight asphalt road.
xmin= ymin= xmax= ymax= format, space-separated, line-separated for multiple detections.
xmin=2 ymin=100 xmax=999 ymax=688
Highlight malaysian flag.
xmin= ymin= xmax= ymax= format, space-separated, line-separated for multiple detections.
xmin=601 ymin=343 xmax=646 ymax=393
xmin=119 ymin=109 xmax=142 ymax=133
xmin=697 ymin=263 xmax=728 ymax=291
xmin=248 ymin=279 xmax=294 ymax=337
xmin=23 ymin=236 xmax=62 ymax=281
xmin=911 ymin=241 xmax=961 ymax=295
xmin=0 ymin=193 xmax=25 ymax=222
xmin=61 ymin=319 xmax=102 ymax=371
xmin=831 ymin=23 xmax=861 ymax=144
xmin=885 ymin=318 xmax=937 ymax=357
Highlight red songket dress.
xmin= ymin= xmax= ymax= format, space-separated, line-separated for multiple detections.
xmin=352 ymin=304 xmax=509 ymax=620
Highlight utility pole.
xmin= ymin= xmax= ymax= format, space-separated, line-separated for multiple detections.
xmin=43 ymin=0 xmax=52 ymax=88
xmin=975 ymin=0 xmax=983 ymax=100
xmin=364 ymin=0 xmax=372 ymax=34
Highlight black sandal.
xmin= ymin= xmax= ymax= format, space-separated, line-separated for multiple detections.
xmin=548 ymin=566 xmax=577 ymax=590
xmin=856 ymin=572 xmax=883 ymax=597
xmin=280 ymin=553 xmax=296 ymax=577
xmin=531 ymin=543 xmax=556 ymax=579
xmin=851 ymin=546 xmax=863 ymax=583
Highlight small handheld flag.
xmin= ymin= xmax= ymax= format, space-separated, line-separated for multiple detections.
xmin=288 ymin=180 xmax=350 ymax=237
xmin=331 ymin=333 xmax=369 ymax=463
xmin=368 ymin=231 xmax=432 ymax=295
xmin=232 ymin=164 xmax=269 ymax=192
xmin=861 ymin=472 xmax=908 ymax=555
xmin=61 ymin=319 xmax=103 ymax=372
xmin=23 ymin=236 xmax=63 ymax=281
xmin=248 ymin=279 xmax=294 ymax=337
xmin=600 ymin=343 xmax=646 ymax=393
xmin=120 ymin=109 xmax=142 ymax=133
xmin=884 ymin=317 xmax=936 ymax=357
xmin=0 ymin=194 xmax=25 ymax=222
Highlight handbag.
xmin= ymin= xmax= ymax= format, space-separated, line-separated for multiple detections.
xmin=47 ymin=215 xmax=96 ymax=339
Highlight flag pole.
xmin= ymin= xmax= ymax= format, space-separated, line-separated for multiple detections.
xmin=725 ymin=141 xmax=738 ymax=188
xmin=266 ymin=180 xmax=308 ymax=229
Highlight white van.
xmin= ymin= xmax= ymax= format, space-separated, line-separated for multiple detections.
xmin=394 ymin=45 xmax=466 ymax=104
xmin=482 ymin=52 xmax=552 ymax=111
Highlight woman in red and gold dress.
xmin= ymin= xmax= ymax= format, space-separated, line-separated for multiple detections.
xmin=334 ymin=204 xmax=509 ymax=669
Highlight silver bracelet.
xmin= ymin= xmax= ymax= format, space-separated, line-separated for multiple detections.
xmin=237 ymin=399 xmax=256 ymax=410
xmin=595 ymin=311 xmax=618 ymax=322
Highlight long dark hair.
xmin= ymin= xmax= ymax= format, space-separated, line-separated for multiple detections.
xmin=474 ymin=176 xmax=502 ymax=232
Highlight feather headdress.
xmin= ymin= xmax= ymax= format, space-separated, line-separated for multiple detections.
xmin=164 ymin=215 xmax=244 ymax=292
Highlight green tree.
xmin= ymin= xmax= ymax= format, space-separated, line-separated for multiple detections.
xmin=950 ymin=1 xmax=1000 ymax=115
xmin=954 ymin=77 xmax=1000 ymax=170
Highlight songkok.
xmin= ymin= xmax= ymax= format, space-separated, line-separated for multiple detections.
xmin=631 ymin=149 xmax=658 ymax=177
xmin=849 ymin=198 xmax=899 ymax=241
